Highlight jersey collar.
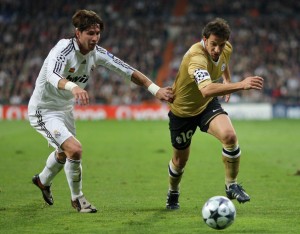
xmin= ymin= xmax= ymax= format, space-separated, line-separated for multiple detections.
xmin=72 ymin=38 xmax=80 ymax=52
xmin=72 ymin=38 xmax=95 ymax=57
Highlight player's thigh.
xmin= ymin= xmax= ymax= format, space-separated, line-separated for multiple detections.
xmin=207 ymin=114 xmax=237 ymax=143
xmin=168 ymin=111 xmax=197 ymax=150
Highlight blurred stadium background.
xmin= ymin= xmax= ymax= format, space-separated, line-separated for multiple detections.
xmin=0 ymin=0 xmax=299 ymax=119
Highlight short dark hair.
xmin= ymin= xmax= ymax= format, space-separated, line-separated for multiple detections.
xmin=202 ymin=18 xmax=230 ymax=40
xmin=72 ymin=9 xmax=104 ymax=32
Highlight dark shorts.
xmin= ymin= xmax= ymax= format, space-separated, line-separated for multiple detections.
xmin=168 ymin=97 xmax=227 ymax=150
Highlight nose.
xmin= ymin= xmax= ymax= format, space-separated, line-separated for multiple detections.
xmin=92 ymin=34 xmax=100 ymax=42
xmin=214 ymin=46 xmax=221 ymax=53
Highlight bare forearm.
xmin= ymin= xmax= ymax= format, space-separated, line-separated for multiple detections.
xmin=130 ymin=70 xmax=152 ymax=88
xmin=57 ymin=78 xmax=70 ymax=90
xmin=201 ymin=82 xmax=243 ymax=98
xmin=200 ymin=76 xmax=264 ymax=98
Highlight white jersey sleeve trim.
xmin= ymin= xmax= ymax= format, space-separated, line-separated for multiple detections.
xmin=95 ymin=46 xmax=135 ymax=80
xmin=46 ymin=39 xmax=73 ymax=88
xmin=47 ymin=72 xmax=63 ymax=88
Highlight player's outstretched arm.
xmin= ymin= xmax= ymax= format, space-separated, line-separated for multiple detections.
xmin=200 ymin=76 xmax=264 ymax=98
xmin=131 ymin=70 xmax=174 ymax=103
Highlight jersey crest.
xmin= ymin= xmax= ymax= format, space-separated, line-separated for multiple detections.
xmin=221 ymin=63 xmax=226 ymax=72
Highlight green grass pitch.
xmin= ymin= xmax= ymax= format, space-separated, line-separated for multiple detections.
xmin=0 ymin=119 xmax=299 ymax=233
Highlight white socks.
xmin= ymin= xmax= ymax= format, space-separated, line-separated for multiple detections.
xmin=64 ymin=158 xmax=83 ymax=200
xmin=39 ymin=152 xmax=84 ymax=200
xmin=39 ymin=151 xmax=65 ymax=186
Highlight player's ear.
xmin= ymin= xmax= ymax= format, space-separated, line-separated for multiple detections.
xmin=75 ymin=28 xmax=80 ymax=38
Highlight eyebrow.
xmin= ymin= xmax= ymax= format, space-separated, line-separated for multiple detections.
xmin=85 ymin=28 xmax=101 ymax=33
xmin=210 ymin=40 xmax=226 ymax=46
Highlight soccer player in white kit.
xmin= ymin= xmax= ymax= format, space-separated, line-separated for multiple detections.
xmin=28 ymin=9 xmax=174 ymax=213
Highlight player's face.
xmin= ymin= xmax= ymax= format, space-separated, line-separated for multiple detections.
xmin=203 ymin=34 xmax=226 ymax=62
xmin=76 ymin=25 xmax=101 ymax=55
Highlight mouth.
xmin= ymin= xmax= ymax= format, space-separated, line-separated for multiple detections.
xmin=211 ymin=54 xmax=219 ymax=60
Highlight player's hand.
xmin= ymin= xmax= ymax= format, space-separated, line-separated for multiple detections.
xmin=242 ymin=76 xmax=264 ymax=90
xmin=72 ymin=86 xmax=89 ymax=105
xmin=156 ymin=86 xmax=174 ymax=103
xmin=223 ymin=94 xmax=231 ymax=103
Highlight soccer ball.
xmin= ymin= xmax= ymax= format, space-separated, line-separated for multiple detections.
xmin=201 ymin=196 xmax=236 ymax=230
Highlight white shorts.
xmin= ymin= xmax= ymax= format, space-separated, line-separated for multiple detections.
xmin=28 ymin=109 xmax=76 ymax=153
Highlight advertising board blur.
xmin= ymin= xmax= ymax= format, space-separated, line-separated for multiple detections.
xmin=1 ymin=103 xmax=299 ymax=120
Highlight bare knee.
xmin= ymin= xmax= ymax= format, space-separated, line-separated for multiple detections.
xmin=173 ymin=147 xmax=190 ymax=169
xmin=222 ymin=130 xmax=237 ymax=145
xmin=57 ymin=152 xmax=67 ymax=163
xmin=68 ymin=145 xmax=82 ymax=160
xmin=61 ymin=138 xmax=83 ymax=160
xmin=173 ymin=157 xmax=188 ymax=169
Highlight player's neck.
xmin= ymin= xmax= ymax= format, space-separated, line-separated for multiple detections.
xmin=76 ymin=38 xmax=89 ymax=55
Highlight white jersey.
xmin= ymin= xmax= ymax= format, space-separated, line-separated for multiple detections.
xmin=28 ymin=38 xmax=135 ymax=113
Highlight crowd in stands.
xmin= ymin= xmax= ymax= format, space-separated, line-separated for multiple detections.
xmin=0 ymin=0 xmax=299 ymax=105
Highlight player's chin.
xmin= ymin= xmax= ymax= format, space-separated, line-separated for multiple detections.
xmin=89 ymin=44 xmax=96 ymax=50
xmin=212 ymin=55 xmax=219 ymax=61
